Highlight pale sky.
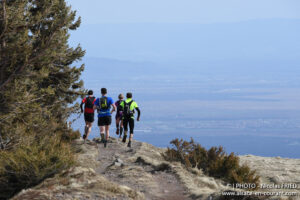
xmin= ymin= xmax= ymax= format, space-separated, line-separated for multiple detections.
xmin=67 ymin=0 xmax=300 ymax=61
xmin=67 ymin=0 xmax=300 ymax=24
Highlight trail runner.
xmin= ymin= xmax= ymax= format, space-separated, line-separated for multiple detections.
xmin=80 ymin=90 xmax=96 ymax=142
xmin=93 ymin=88 xmax=116 ymax=148
xmin=120 ymin=92 xmax=141 ymax=147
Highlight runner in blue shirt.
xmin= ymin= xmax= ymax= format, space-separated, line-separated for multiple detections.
xmin=93 ymin=88 xmax=116 ymax=147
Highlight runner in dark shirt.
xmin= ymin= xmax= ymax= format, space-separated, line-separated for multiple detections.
xmin=114 ymin=94 xmax=124 ymax=138
xmin=80 ymin=90 xmax=96 ymax=142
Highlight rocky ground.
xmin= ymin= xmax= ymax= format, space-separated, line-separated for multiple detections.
xmin=12 ymin=137 xmax=300 ymax=200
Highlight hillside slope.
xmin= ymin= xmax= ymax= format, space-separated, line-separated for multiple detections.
xmin=12 ymin=138 xmax=300 ymax=200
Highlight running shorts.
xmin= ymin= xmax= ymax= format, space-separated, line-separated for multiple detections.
xmin=84 ymin=113 xmax=94 ymax=123
xmin=115 ymin=112 xmax=123 ymax=120
xmin=98 ymin=116 xmax=112 ymax=126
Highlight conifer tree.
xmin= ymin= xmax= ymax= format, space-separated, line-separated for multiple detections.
xmin=0 ymin=0 xmax=85 ymax=142
xmin=0 ymin=1 xmax=85 ymax=198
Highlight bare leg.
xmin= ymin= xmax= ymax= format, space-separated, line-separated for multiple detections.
xmin=129 ymin=133 xmax=133 ymax=141
xmin=83 ymin=122 xmax=90 ymax=142
xmin=105 ymin=125 xmax=110 ymax=141
xmin=120 ymin=120 xmax=123 ymax=137
xmin=100 ymin=126 xmax=105 ymax=141
xmin=86 ymin=122 xmax=93 ymax=139
xmin=102 ymin=125 xmax=109 ymax=148
xmin=84 ymin=124 xmax=88 ymax=136
xmin=116 ymin=118 xmax=120 ymax=135
xmin=83 ymin=123 xmax=88 ymax=139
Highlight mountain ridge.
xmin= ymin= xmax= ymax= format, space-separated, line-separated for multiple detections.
xmin=12 ymin=138 xmax=300 ymax=200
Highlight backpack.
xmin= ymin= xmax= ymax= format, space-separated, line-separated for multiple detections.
xmin=99 ymin=97 xmax=109 ymax=110
xmin=85 ymin=96 xmax=95 ymax=109
xmin=116 ymin=100 xmax=124 ymax=113
xmin=123 ymin=100 xmax=134 ymax=117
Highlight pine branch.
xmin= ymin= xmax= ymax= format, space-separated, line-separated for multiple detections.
xmin=0 ymin=28 xmax=57 ymax=90
xmin=0 ymin=5 xmax=70 ymax=90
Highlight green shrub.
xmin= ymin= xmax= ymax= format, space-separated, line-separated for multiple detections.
xmin=164 ymin=138 xmax=260 ymax=187
xmin=0 ymin=134 xmax=74 ymax=200
xmin=0 ymin=0 xmax=85 ymax=199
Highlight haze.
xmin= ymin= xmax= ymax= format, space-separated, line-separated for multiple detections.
xmin=67 ymin=1 xmax=300 ymax=158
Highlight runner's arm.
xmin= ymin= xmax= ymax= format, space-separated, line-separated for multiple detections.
xmin=80 ymin=100 xmax=84 ymax=113
xmin=135 ymin=107 xmax=141 ymax=121
xmin=111 ymin=103 xmax=116 ymax=114
xmin=93 ymin=99 xmax=98 ymax=110
xmin=93 ymin=104 xmax=97 ymax=110
xmin=93 ymin=99 xmax=99 ymax=111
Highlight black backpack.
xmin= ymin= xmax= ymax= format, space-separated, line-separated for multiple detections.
xmin=123 ymin=100 xmax=134 ymax=117
xmin=99 ymin=97 xmax=109 ymax=110
xmin=116 ymin=100 xmax=124 ymax=113
xmin=85 ymin=96 xmax=95 ymax=109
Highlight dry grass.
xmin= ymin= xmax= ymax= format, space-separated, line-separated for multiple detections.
xmin=0 ymin=133 xmax=75 ymax=200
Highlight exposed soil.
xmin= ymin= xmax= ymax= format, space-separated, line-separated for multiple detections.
xmin=96 ymin=137 xmax=192 ymax=200
xmin=13 ymin=138 xmax=300 ymax=200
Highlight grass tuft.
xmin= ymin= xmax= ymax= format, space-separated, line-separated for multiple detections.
xmin=0 ymin=133 xmax=75 ymax=200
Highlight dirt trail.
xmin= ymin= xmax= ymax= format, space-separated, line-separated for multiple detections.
xmin=96 ymin=137 xmax=192 ymax=200
xmin=12 ymin=137 xmax=300 ymax=200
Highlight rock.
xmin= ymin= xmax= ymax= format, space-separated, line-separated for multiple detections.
xmin=114 ymin=162 xmax=122 ymax=167
xmin=117 ymin=158 xmax=124 ymax=164
xmin=92 ymin=137 xmax=102 ymax=143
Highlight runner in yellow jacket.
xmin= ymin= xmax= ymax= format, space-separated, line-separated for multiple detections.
xmin=119 ymin=92 xmax=141 ymax=147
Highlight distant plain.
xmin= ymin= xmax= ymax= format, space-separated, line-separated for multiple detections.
xmin=70 ymin=20 xmax=300 ymax=158
xmin=71 ymin=57 xmax=300 ymax=158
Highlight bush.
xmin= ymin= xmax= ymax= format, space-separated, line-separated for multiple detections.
xmin=61 ymin=129 xmax=81 ymax=141
xmin=164 ymin=138 xmax=260 ymax=187
xmin=0 ymin=134 xmax=74 ymax=200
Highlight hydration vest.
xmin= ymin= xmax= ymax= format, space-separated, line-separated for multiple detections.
xmin=123 ymin=100 xmax=134 ymax=117
xmin=116 ymin=100 xmax=124 ymax=114
xmin=99 ymin=97 xmax=109 ymax=110
xmin=85 ymin=96 xmax=95 ymax=109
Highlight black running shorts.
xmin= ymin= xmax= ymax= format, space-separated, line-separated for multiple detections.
xmin=98 ymin=116 xmax=112 ymax=126
xmin=84 ymin=113 xmax=94 ymax=123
